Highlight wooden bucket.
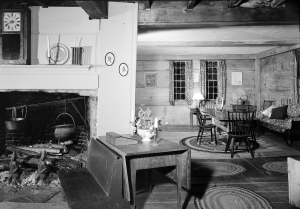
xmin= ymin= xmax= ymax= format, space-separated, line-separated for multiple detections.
xmin=54 ymin=113 xmax=76 ymax=142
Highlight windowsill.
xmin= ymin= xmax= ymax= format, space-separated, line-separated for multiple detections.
xmin=174 ymin=100 xmax=188 ymax=105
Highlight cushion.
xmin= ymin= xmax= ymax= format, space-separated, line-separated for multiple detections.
xmin=261 ymin=105 xmax=276 ymax=118
xmin=287 ymin=104 xmax=300 ymax=117
xmin=270 ymin=105 xmax=288 ymax=119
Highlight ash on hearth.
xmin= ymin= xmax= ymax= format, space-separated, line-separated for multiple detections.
xmin=0 ymin=147 xmax=86 ymax=195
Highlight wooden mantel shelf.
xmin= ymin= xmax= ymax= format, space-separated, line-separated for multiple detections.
xmin=0 ymin=64 xmax=95 ymax=73
xmin=0 ymin=65 xmax=99 ymax=90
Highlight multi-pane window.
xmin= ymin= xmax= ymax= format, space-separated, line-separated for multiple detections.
xmin=206 ymin=61 xmax=218 ymax=100
xmin=174 ymin=61 xmax=186 ymax=100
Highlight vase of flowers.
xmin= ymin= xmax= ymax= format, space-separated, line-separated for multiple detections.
xmin=137 ymin=129 xmax=153 ymax=141
xmin=134 ymin=107 xmax=165 ymax=142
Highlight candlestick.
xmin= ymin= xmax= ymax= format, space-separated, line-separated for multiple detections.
xmin=151 ymin=128 xmax=159 ymax=147
xmin=74 ymin=37 xmax=77 ymax=47
xmin=154 ymin=117 xmax=158 ymax=128
xmin=47 ymin=35 xmax=50 ymax=58
xmin=79 ymin=37 xmax=82 ymax=47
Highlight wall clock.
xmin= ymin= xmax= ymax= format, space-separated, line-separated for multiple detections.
xmin=119 ymin=63 xmax=129 ymax=77
xmin=0 ymin=7 xmax=31 ymax=65
xmin=3 ymin=12 xmax=21 ymax=31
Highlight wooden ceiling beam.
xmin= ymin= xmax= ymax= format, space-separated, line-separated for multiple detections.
xmin=239 ymin=0 xmax=288 ymax=8
xmin=32 ymin=0 xmax=48 ymax=8
xmin=137 ymin=54 xmax=257 ymax=60
xmin=271 ymin=0 xmax=287 ymax=8
xmin=256 ymin=43 xmax=300 ymax=59
xmin=187 ymin=1 xmax=196 ymax=10
xmin=142 ymin=1 xmax=151 ymax=10
xmin=228 ymin=0 xmax=243 ymax=8
xmin=138 ymin=40 xmax=300 ymax=47
xmin=138 ymin=1 xmax=299 ymax=27
xmin=75 ymin=1 xmax=108 ymax=19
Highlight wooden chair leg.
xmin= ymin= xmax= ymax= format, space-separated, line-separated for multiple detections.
xmin=247 ymin=137 xmax=255 ymax=158
xmin=285 ymin=129 xmax=293 ymax=146
xmin=244 ymin=137 xmax=250 ymax=153
xmin=251 ymin=128 xmax=257 ymax=142
xmin=231 ymin=138 xmax=235 ymax=158
xmin=199 ymin=129 xmax=204 ymax=145
xmin=196 ymin=128 xmax=201 ymax=144
xmin=225 ymin=136 xmax=231 ymax=153
xmin=213 ymin=127 xmax=217 ymax=146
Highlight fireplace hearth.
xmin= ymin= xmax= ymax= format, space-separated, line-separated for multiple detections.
xmin=0 ymin=65 xmax=99 ymax=155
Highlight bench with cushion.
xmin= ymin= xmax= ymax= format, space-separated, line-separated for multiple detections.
xmin=256 ymin=103 xmax=300 ymax=146
xmin=58 ymin=138 xmax=129 ymax=209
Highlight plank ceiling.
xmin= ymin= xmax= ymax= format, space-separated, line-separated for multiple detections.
xmin=136 ymin=1 xmax=300 ymax=59
xmin=1 ymin=0 xmax=299 ymax=59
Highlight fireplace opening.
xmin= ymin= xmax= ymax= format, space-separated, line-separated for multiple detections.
xmin=0 ymin=91 xmax=98 ymax=196
xmin=0 ymin=91 xmax=97 ymax=156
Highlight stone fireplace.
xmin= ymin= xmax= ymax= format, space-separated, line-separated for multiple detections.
xmin=0 ymin=65 xmax=99 ymax=155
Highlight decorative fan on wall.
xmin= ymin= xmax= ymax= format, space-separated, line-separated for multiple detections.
xmin=232 ymin=89 xmax=247 ymax=104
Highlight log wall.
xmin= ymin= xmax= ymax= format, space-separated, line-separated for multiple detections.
xmin=136 ymin=59 xmax=255 ymax=125
xmin=260 ymin=51 xmax=294 ymax=108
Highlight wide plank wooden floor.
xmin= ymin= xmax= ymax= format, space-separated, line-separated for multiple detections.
xmin=34 ymin=125 xmax=300 ymax=209
xmin=126 ymin=126 xmax=300 ymax=209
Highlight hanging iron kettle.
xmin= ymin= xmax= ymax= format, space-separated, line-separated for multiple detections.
xmin=54 ymin=112 xmax=76 ymax=142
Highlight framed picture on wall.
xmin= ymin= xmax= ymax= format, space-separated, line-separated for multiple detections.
xmin=144 ymin=72 xmax=157 ymax=88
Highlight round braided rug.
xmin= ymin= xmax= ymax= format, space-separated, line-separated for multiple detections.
xmin=180 ymin=134 xmax=250 ymax=153
xmin=195 ymin=186 xmax=273 ymax=209
xmin=179 ymin=133 xmax=229 ymax=153
xmin=180 ymin=133 xmax=257 ymax=153
xmin=262 ymin=161 xmax=287 ymax=174
xmin=192 ymin=162 xmax=245 ymax=177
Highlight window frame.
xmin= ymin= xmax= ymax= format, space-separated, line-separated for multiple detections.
xmin=173 ymin=60 xmax=186 ymax=101
xmin=205 ymin=60 xmax=219 ymax=100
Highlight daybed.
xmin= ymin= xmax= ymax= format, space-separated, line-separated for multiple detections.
xmin=256 ymin=103 xmax=300 ymax=146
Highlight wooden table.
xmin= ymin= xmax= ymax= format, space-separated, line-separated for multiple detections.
xmin=188 ymin=107 xmax=196 ymax=126
xmin=97 ymin=136 xmax=191 ymax=209
xmin=200 ymin=108 xmax=230 ymax=132
xmin=201 ymin=108 xmax=257 ymax=134
xmin=231 ymin=104 xmax=255 ymax=111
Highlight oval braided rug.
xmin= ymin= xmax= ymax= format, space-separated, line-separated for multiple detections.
xmin=180 ymin=133 xmax=252 ymax=153
xmin=195 ymin=186 xmax=273 ymax=209
xmin=192 ymin=162 xmax=245 ymax=177
xmin=262 ymin=161 xmax=287 ymax=174
xmin=179 ymin=134 xmax=229 ymax=153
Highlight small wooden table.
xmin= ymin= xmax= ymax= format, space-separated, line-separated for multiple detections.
xmin=231 ymin=104 xmax=255 ymax=111
xmin=97 ymin=136 xmax=191 ymax=209
xmin=189 ymin=107 xmax=196 ymax=126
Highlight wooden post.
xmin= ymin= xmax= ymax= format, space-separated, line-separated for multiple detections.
xmin=288 ymin=157 xmax=300 ymax=208
xmin=255 ymin=58 xmax=261 ymax=111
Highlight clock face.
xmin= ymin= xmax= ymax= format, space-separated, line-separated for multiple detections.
xmin=3 ymin=12 xmax=21 ymax=32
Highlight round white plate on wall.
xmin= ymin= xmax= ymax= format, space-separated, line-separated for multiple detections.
xmin=105 ymin=52 xmax=115 ymax=66
xmin=119 ymin=63 xmax=129 ymax=77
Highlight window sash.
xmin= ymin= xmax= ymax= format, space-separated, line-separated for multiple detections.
xmin=173 ymin=61 xmax=186 ymax=101
xmin=206 ymin=61 xmax=218 ymax=100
